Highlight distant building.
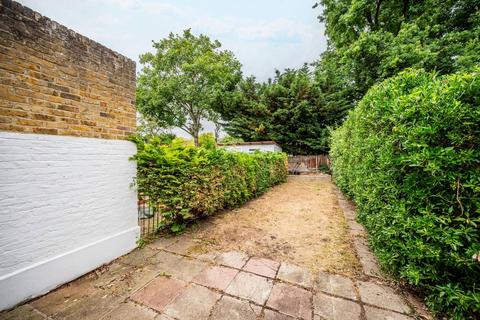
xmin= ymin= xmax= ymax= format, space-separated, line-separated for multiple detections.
xmin=219 ymin=141 xmax=282 ymax=153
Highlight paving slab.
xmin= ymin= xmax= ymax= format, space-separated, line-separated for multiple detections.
xmin=243 ymin=257 xmax=280 ymax=278
xmin=263 ymin=309 xmax=296 ymax=320
xmin=313 ymin=292 xmax=361 ymax=320
xmin=315 ymin=272 xmax=357 ymax=300
xmin=190 ymin=250 xmax=218 ymax=263
xmin=166 ymin=238 xmax=202 ymax=255
xmin=96 ymin=266 xmax=158 ymax=298
xmin=30 ymin=275 xmax=99 ymax=316
xmin=353 ymin=238 xmax=382 ymax=277
xmin=103 ymin=301 xmax=157 ymax=320
xmin=131 ymin=276 xmax=186 ymax=312
xmin=225 ymin=271 xmax=274 ymax=304
xmin=118 ymin=247 xmax=158 ymax=267
xmin=216 ymin=250 xmax=249 ymax=268
xmin=146 ymin=250 xmax=183 ymax=273
xmin=51 ymin=291 xmax=123 ymax=320
xmin=277 ymin=262 xmax=313 ymax=288
xmin=148 ymin=237 xmax=179 ymax=250
xmin=210 ymin=295 xmax=261 ymax=320
xmin=358 ymin=281 xmax=411 ymax=314
xmin=193 ymin=265 xmax=239 ymax=291
xmin=155 ymin=314 xmax=175 ymax=320
xmin=163 ymin=284 xmax=221 ymax=320
xmin=266 ymin=282 xmax=312 ymax=320
xmin=0 ymin=304 xmax=46 ymax=320
xmin=166 ymin=257 xmax=208 ymax=282
xmin=364 ymin=306 xmax=415 ymax=320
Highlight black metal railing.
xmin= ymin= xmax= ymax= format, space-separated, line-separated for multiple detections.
xmin=137 ymin=196 xmax=163 ymax=237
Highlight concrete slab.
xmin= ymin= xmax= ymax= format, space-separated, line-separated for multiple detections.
xmin=313 ymin=292 xmax=361 ymax=320
xmin=210 ymin=296 xmax=261 ymax=320
xmin=277 ymin=262 xmax=313 ymax=288
xmin=0 ymin=305 xmax=46 ymax=320
xmin=243 ymin=257 xmax=280 ymax=278
xmin=167 ymin=257 xmax=208 ymax=282
xmin=266 ymin=282 xmax=312 ymax=320
xmin=146 ymin=250 xmax=183 ymax=274
xmin=117 ymin=247 xmax=158 ymax=267
xmin=358 ymin=281 xmax=411 ymax=314
xmin=193 ymin=265 xmax=239 ymax=291
xmin=131 ymin=276 xmax=186 ymax=312
xmin=263 ymin=309 xmax=296 ymax=320
xmin=225 ymin=271 xmax=274 ymax=305
xmin=103 ymin=301 xmax=157 ymax=320
xmin=163 ymin=284 xmax=220 ymax=320
xmin=364 ymin=306 xmax=414 ymax=320
xmin=216 ymin=250 xmax=249 ymax=269
xmin=148 ymin=237 xmax=179 ymax=250
xmin=315 ymin=272 xmax=357 ymax=300
xmin=51 ymin=291 xmax=123 ymax=320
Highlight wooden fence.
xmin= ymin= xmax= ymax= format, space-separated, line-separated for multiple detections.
xmin=287 ymin=155 xmax=330 ymax=174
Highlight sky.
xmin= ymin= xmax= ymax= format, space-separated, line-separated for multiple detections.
xmin=18 ymin=0 xmax=327 ymax=136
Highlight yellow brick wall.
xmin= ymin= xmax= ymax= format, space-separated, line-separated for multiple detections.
xmin=0 ymin=0 xmax=136 ymax=140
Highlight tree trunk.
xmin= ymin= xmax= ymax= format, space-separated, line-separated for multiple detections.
xmin=193 ymin=132 xmax=199 ymax=147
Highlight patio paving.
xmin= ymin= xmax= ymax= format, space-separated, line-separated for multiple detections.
xmin=1 ymin=177 xmax=429 ymax=320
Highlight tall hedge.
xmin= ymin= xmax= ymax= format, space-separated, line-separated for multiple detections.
xmin=133 ymin=139 xmax=288 ymax=232
xmin=330 ymin=69 xmax=480 ymax=318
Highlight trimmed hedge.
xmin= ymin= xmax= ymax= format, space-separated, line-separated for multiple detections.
xmin=330 ymin=69 xmax=480 ymax=318
xmin=133 ymin=139 xmax=288 ymax=232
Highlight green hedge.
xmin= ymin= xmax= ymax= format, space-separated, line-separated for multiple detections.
xmin=133 ymin=139 xmax=288 ymax=232
xmin=330 ymin=69 xmax=480 ymax=318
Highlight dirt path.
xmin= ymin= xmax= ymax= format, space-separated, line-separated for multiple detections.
xmin=183 ymin=174 xmax=361 ymax=276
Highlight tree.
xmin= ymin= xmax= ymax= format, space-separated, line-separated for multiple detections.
xmin=314 ymin=0 xmax=480 ymax=114
xmin=136 ymin=29 xmax=242 ymax=146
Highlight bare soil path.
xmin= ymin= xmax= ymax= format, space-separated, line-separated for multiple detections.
xmin=184 ymin=174 xmax=361 ymax=276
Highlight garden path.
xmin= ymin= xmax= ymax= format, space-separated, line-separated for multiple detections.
xmin=1 ymin=175 xmax=430 ymax=320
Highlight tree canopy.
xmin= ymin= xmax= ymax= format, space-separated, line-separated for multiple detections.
xmin=136 ymin=29 xmax=242 ymax=146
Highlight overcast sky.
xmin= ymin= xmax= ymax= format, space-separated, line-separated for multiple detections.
xmin=18 ymin=0 xmax=327 ymax=136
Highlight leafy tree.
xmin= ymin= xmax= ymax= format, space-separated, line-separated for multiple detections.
xmin=314 ymin=0 xmax=480 ymax=112
xmin=136 ymin=29 xmax=242 ymax=146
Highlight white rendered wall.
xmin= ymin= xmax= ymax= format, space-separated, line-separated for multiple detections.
xmin=224 ymin=144 xmax=282 ymax=153
xmin=0 ymin=131 xmax=139 ymax=310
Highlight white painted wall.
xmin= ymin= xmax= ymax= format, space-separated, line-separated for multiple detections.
xmin=224 ymin=144 xmax=282 ymax=153
xmin=0 ymin=131 xmax=139 ymax=310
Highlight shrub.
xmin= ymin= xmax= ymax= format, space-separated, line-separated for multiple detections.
xmin=330 ymin=69 xmax=480 ymax=318
xmin=133 ymin=139 xmax=288 ymax=233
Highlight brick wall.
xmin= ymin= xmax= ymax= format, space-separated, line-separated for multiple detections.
xmin=0 ymin=0 xmax=136 ymax=139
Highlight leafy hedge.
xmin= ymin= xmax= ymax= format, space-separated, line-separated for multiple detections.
xmin=330 ymin=69 xmax=480 ymax=318
xmin=133 ymin=139 xmax=288 ymax=232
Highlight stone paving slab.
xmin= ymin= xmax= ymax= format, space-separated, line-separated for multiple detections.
xmin=102 ymin=301 xmax=157 ymax=320
xmin=192 ymin=265 xmax=239 ymax=291
xmin=97 ymin=266 xmax=159 ymax=298
xmin=358 ymin=281 xmax=412 ymax=314
xmin=131 ymin=276 xmax=186 ymax=312
xmin=243 ymin=257 xmax=280 ymax=278
xmin=315 ymin=272 xmax=357 ymax=300
xmin=0 ymin=305 xmax=46 ymax=320
xmin=263 ymin=309 xmax=296 ymax=320
xmin=163 ymin=284 xmax=221 ymax=320
xmin=165 ymin=257 xmax=207 ymax=282
xmin=225 ymin=271 xmax=274 ymax=305
xmin=216 ymin=250 xmax=249 ymax=269
xmin=51 ymin=291 xmax=122 ymax=320
xmin=118 ymin=247 xmax=158 ymax=267
xmin=266 ymin=282 xmax=312 ymax=320
xmin=210 ymin=295 xmax=261 ymax=320
xmin=148 ymin=237 xmax=179 ymax=250
xmin=277 ymin=262 xmax=313 ymax=288
xmin=364 ymin=306 xmax=415 ymax=320
xmin=146 ymin=250 xmax=183 ymax=273
xmin=313 ymin=292 xmax=361 ymax=320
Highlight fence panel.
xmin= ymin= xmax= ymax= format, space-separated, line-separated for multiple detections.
xmin=288 ymin=155 xmax=330 ymax=174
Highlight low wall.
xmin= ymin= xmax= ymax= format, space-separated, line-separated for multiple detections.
xmin=0 ymin=0 xmax=138 ymax=310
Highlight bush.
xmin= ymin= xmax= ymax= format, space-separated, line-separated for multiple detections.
xmin=330 ymin=69 xmax=480 ymax=318
xmin=133 ymin=139 xmax=288 ymax=233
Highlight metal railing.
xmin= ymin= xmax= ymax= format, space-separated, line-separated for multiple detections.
xmin=137 ymin=196 xmax=163 ymax=237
